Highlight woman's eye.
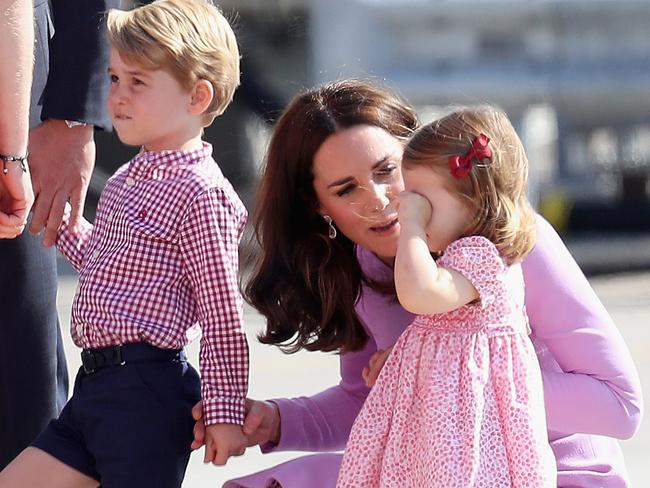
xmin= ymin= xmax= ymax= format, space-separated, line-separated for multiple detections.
xmin=133 ymin=78 xmax=144 ymax=86
xmin=109 ymin=74 xmax=118 ymax=83
xmin=337 ymin=185 xmax=355 ymax=197
xmin=377 ymin=164 xmax=397 ymax=177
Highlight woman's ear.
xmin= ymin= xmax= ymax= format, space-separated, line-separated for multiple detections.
xmin=189 ymin=80 xmax=214 ymax=116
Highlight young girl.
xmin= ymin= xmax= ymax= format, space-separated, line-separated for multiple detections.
xmin=336 ymin=106 xmax=556 ymax=487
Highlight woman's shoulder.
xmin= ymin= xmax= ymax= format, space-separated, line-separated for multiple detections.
xmin=355 ymin=245 xmax=395 ymax=281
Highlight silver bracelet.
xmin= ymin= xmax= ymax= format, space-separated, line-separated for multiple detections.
xmin=1 ymin=153 xmax=28 ymax=175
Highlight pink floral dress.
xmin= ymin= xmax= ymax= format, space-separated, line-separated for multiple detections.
xmin=337 ymin=236 xmax=556 ymax=488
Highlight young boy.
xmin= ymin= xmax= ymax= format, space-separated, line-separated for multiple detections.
xmin=0 ymin=1 xmax=248 ymax=486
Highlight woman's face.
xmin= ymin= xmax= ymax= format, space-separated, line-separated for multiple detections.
xmin=312 ymin=125 xmax=405 ymax=260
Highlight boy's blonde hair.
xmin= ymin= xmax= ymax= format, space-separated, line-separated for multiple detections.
xmin=403 ymin=106 xmax=537 ymax=264
xmin=107 ymin=0 xmax=240 ymax=126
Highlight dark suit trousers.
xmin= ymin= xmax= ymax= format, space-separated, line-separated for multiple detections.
xmin=0 ymin=232 xmax=68 ymax=468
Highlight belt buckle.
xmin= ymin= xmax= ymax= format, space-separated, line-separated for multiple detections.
xmin=114 ymin=345 xmax=125 ymax=366
xmin=81 ymin=349 xmax=97 ymax=374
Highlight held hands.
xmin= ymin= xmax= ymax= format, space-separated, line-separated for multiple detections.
xmin=203 ymin=423 xmax=248 ymax=466
xmin=191 ymin=398 xmax=281 ymax=464
xmin=27 ymin=119 xmax=95 ymax=246
xmin=362 ymin=346 xmax=393 ymax=388
xmin=397 ymin=191 xmax=432 ymax=231
xmin=0 ymin=160 xmax=33 ymax=238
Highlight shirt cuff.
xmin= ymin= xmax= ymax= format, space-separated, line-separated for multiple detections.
xmin=203 ymin=396 xmax=246 ymax=426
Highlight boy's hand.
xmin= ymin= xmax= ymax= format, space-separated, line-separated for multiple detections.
xmin=362 ymin=346 xmax=393 ymax=388
xmin=191 ymin=398 xmax=281 ymax=452
xmin=203 ymin=423 xmax=247 ymax=465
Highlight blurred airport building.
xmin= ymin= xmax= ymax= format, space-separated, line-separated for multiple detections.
xmin=98 ymin=0 xmax=650 ymax=233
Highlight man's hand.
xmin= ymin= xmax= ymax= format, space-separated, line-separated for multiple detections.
xmin=0 ymin=160 xmax=33 ymax=238
xmin=203 ymin=423 xmax=247 ymax=466
xmin=27 ymin=119 xmax=95 ymax=246
xmin=191 ymin=398 xmax=281 ymax=451
xmin=362 ymin=346 xmax=393 ymax=388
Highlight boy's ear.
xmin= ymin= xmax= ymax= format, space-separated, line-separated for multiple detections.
xmin=189 ymin=80 xmax=214 ymax=115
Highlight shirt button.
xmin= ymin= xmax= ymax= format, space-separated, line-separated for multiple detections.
xmin=125 ymin=177 xmax=136 ymax=187
xmin=92 ymin=250 xmax=100 ymax=259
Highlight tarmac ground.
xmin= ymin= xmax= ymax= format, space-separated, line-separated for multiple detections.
xmin=55 ymin=256 xmax=649 ymax=487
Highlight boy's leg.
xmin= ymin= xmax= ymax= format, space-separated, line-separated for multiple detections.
xmin=86 ymin=358 xmax=201 ymax=488
xmin=0 ymin=447 xmax=98 ymax=488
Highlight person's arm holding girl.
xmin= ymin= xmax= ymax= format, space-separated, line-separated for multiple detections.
xmin=523 ymin=217 xmax=643 ymax=439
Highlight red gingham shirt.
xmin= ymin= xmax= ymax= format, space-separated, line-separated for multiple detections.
xmin=56 ymin=143 xmax=248 ymax=426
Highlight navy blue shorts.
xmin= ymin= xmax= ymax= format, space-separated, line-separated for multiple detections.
xmin=32 ymin=344 xmax=201 ymax=488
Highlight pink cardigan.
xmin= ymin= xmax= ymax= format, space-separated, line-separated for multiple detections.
xmin=225 ymin=217 xmax=642 ymax=488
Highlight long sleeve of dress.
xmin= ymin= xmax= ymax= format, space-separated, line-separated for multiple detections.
xmin=523 ymin=216 xmax=643 ymax=439
xmin=268 ymin=336 xmax=375 ymax=452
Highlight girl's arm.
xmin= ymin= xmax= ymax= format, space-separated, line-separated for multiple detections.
xmin=523 ymin=215 xmax=643 ymax=439
xmin=395 ymin=192 xmax=478 ymax=315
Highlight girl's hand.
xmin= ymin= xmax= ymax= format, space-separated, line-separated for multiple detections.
xmin=362 ymin=346 xmax=394 ymax=387
xmin=397 ymin=191 xmax=431 ymax=230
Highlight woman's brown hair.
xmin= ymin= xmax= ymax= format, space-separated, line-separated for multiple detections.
xmin=245 ymin=79 xmax=418 ymax=353
xmin=403 ymin=106 xmax=536 ymax=264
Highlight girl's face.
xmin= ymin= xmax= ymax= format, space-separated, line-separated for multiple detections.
xmin=402 ymin=165 xmax=473 ymax=253
xmin=312 ymin=125 xmax=405 ymax=260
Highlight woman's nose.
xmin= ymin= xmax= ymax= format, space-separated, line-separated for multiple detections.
xmin=365 ymin=183 xmax=391 ymax=213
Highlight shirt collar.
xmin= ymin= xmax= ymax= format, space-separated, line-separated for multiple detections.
xmin=128 ymin=142 xmax=212 ymax=178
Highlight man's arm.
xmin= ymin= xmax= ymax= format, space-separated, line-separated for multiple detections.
xmin=0 ymin=0 xmax=34 ymax=238
xmin=28 ymin=0 xmax=119 ymax=246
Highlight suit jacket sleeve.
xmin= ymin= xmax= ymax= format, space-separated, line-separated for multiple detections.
xmin=40 ymin=0 xmax=120 ymax=130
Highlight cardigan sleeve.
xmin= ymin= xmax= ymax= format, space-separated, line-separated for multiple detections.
xmin=265 ymin=335 xmax=375 ymax=452
xmin=522 ymin=215 xmax=643 ymax=439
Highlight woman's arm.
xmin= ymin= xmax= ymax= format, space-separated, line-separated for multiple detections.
xmin=523 ymin=215 xmax=643 ymax=439
xmin=265 ymin=334 xmax=376 ymax=452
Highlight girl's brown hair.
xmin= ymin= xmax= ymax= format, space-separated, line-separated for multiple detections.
xmin=246 ymin=79 xmax=418 ymax=353
xmin=403 ymin=106 xmax=536 ymax=264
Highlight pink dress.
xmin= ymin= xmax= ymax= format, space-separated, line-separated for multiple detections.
xmin=336 ymin=236 xmax=556 ymax=488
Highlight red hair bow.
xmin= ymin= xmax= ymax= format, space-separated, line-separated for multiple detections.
xmin=448 ymin=134 xmax=492 ymax=179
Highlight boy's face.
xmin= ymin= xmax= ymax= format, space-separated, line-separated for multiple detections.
xmin=107 ymin=48 xmax=197 ymax=151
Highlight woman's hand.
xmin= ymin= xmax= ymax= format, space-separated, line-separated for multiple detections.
xmin=191 ymin=398 xmax=281 ymax=450
xmin=362 ymin=346 xmax=393 ymax=387
xmin=191 ymin=400 xmax=207 ymax=450
xmin=242 ymin=398 xmax=281 ymax=446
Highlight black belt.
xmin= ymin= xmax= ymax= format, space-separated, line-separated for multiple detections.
xmin=80 ymin=343 xmax=185 ymax=374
